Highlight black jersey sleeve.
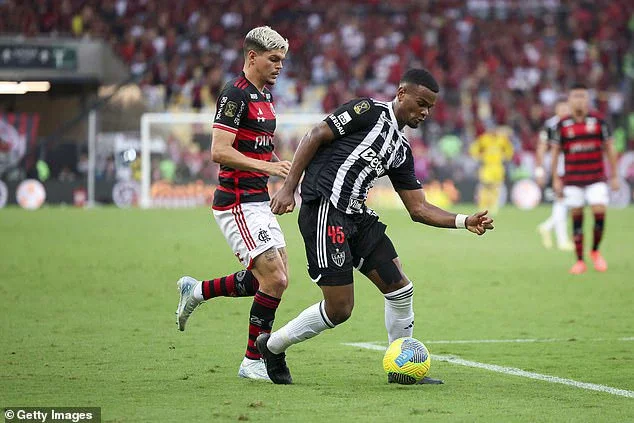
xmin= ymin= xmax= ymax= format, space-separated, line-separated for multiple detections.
xmin=213 ymin=85 xmax=247 ymax=134
xmin=387 ymin=147 xmax=422 ymax=191
xmin=550 ymin=120 xmax=563 ymax=146
xmin=324 ymin=98 xmax=380 ymax=140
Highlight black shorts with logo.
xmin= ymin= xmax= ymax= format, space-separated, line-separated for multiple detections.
xmin=298 ymin=197 xmax=387 ymax=285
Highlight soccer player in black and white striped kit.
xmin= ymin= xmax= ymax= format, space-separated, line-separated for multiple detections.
xmin=256 ymin=69 xmax=495 ymax=384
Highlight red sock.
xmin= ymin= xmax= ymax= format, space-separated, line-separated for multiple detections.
xmin=201 ymin=270 xmax=259 ymax=299
xmin=572 ymin=214 xmax=584 ymax=260
xmin=245 ymin=291 xmax=281 ymax=360
xmin=592 ymin=213 xmax=605 ymax=252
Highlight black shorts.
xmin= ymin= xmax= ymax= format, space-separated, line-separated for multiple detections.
xmin=298 ymin=197 xmax=387 ymax=285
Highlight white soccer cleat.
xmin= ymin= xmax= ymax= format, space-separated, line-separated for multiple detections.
xmin=537 ymin=224 xmax=553 ymax=249
xmin=176 ymin=276 xmax=202 ymax=331
xmin=238 ymin=357 xmax=272 ymax=381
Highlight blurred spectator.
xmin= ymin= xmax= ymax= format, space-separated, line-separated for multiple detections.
xmin=2 ymin=0 xmax=632 ymax=184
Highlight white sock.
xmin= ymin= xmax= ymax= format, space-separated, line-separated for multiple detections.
xmin=384 ymin=282 xmax=414 ymax=344
xmin=553 ymin=200 xmax=570 ymax=245
xmin=540 ymin=215 xmax=555 ymax=231
xmin=192 ymin=282 xmax=204 ymax=301
xmin=267 ymin=301 xmax=335 ymax=354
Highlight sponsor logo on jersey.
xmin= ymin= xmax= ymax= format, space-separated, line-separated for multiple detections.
xmin=255 ymin=135 xmax=274 ymax=149
xmin=328 ymin=114 xmax=345 ymax=135
xmin=256 ymin=107 xmax=266 ymax=122
xmin=216 ymin=96 xmax=228 ymax=120
xmin=569 ymin=141 xmax=599 ymax=153
xmin=353 ymin=100 xmax=370 ymax=115
xmin=360 ymin=147 xmax=386 ymax=176
xmin=337 ymin=111 xmax=352 ymax=125
xmin=331 ymin=248 xmax=345 ymax=267
xmin=225 ymin=101 xmax=237 ymax=117
xmin=250 ymin=93 xmax=258 ymax=99
xmin=348 ymin=197 xmax=363 ymax=212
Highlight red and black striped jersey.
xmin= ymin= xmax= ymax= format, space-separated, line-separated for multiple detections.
xmin=552 ymin=112 xmax=610 ymax=187
xmin=211 ymin=72 xmax=277 ymax=209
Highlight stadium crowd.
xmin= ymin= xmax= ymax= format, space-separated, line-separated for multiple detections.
xmin=2 ymin=0 xmax=633 ymax=183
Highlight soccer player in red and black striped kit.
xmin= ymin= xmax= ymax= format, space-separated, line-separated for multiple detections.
xmin=551 ymin=84 xmax=619 ymax=275
xmin=175 ymin=26 xmax=292 ymax=380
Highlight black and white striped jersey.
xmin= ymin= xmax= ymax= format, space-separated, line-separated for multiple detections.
xmin=301 ymin=98 xmax=422 ymax=214
xmin=539 ymin=115 xmax=561 ymax=146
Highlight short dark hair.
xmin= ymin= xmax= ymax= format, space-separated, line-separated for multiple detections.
xmin=400 ymin=68 xmax=439 ymax=93
xmin=243 ymin=38 xmax=267 ymax=56
xmin=570 ymin=82 xmax=588 ymax=90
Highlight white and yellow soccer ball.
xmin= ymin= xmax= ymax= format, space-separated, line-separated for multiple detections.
xmin=383 ymin=337 xmax=431 ymax=384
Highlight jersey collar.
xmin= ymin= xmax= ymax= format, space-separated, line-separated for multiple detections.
xmin=387 ymin=100 xmax=401 ymax=131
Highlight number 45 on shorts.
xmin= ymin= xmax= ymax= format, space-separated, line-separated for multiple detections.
xmin=327 ymin=226 xmax=345 ymax=244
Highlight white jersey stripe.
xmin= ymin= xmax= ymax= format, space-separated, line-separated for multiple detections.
xmin=349 ymin=122 xmax=394 ymax=202
xmin=329 ymin=116 xmax=386 ymax=212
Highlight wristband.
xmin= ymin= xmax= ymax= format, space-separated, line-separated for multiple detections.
xmin=455 ymin=214 xmax=468 ymax=229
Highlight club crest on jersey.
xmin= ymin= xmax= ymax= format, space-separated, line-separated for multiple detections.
xmin=257 ymin=229 xmax=271 ymax=243
xmin=224 ymin=101 xmax=237 ymax=117
xmin=331 ymin=248 xmax=345 ymax=267
xmin=586 ymin=119 xmax=597 ymax=133
xmin=269 ymin=103 xmax=276 ymax=117
xmin=566 ymin=127 xmax=575 ymax=138
xmin=354 ymin=100 xmax=370 ymax=115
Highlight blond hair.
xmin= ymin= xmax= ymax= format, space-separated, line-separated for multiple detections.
xmin=243 ymin=26 xmax=289 ymax=55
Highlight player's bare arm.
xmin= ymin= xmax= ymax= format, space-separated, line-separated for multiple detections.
xmin=550 ymin=143 xmax=563 ymax=198
xmin=605 ymin=139 xmax=619 ymax=191
xmin=270 ymin=122 xmax=336 ymax=214
xmin=211 ymin=128 xmax=291 ymax=178
xmin=535 ymin=138 xmax=548 ymax=187
xmin=397 ymin=188 xmax=494 ymax=235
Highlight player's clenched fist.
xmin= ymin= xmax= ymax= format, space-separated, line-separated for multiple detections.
xmin=270 ymin=185 xmax=295 ymax=215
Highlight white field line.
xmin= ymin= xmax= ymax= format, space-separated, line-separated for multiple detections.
xmin=344 ymin=342 xmax=634 ymax=399
xmin=351 ymin=337 xmax=634 ymax=345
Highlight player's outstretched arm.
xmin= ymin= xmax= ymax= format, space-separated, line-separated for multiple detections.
xmin=550 ymin=143 xmax=563 ymax=198
xmin=270 ymin=122 xmax=336 ymax=214
xmin=211 ymin=128 xmax=291 ymax=177
xmin=535 ymin=139 xmax=548 ymax=187
xmin=397 ymin=188 xmax=494 ymax=235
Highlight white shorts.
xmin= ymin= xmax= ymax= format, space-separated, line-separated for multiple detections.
xmin=563 ymin=182 xmax=609 ymax=208
xmin=213 ymin=202 xmax=286 ymax=269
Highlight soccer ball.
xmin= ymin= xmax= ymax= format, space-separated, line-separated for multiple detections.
xmin=383 ymin=337 xmax=431 ymax=384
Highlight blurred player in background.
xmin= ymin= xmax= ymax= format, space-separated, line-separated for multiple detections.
xmin=470 ymin=126 xmax=514 ymax=214
xmin=175 ymin=26 xmax=292 ymax=380
xmin=551 ymin=84 xmax=619 ymax=274
xmin=536 ymin=100 xmax=573 ymax=251
xmin=255 ymin=69 xmax=494 ymax=385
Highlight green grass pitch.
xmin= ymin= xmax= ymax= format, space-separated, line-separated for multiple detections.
xmin=1 ymin=205 xmax=633 ymax=422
